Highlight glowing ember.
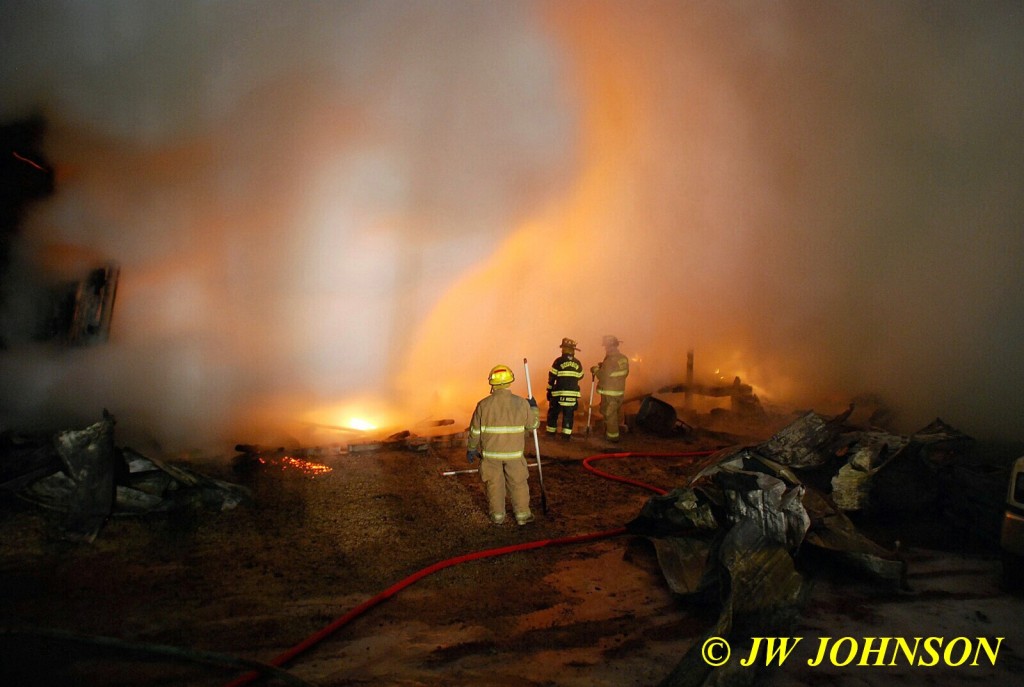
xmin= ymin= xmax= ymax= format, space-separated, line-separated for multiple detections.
xmin=257 ymin=455 xmax=333 ymax=477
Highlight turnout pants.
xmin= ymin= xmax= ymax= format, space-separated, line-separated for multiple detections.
xmin=600 ymin=394 xmax=623 ymax=440
xmin=480 ymin=456 xmax=531 ymax=517
xmin=546 ymin=401 xmax=577 ymax=435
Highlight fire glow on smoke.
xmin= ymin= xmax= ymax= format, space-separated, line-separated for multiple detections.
xmin=1 ymin=2 xmax=1022 ymax=450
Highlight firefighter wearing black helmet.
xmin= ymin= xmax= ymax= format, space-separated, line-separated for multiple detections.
xmin=545 ymin=337 xmax=584 ymax=440
xmin=466 ymin=364 xmax=540 ymax=525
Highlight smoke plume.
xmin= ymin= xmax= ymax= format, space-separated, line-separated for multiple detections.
xmin=2 ymin=1 xmax=1022 ymax=452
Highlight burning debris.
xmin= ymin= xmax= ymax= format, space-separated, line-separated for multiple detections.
xmin=232 ymin=421 xmax=468 ymax=471
xmin=656 ymin=350 xmax=766 ymax=422
xmin=0 ymin=413 xmax=250 ymax=543
xmin=231 ymin=445 xmax=335 ymax=477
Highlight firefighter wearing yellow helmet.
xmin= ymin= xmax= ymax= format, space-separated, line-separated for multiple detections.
xmin=546 ymin=337 xmax=584 ymax=440
xmin=590 ymin=335 xmax=629 ymax=442
xmin=467 ymin=364 xmax=540 ymax=525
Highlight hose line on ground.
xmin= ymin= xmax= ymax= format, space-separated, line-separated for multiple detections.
xmin=224 ymin=449 xmax=716 ymax=687
xmin=581 ymin=450 xmax=717 ymax=495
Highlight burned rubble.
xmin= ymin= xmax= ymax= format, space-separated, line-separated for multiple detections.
xmin=625 ymin=408 xmax=998 ymax=687
xmin=0 ymin=412 xmax=486 ymax=546
xmin=232 ymin=420 xmax=466 ymax=468
xmin=0 ymin=413 xmax=250 ymax=543
xmin=0 ymin=399 xmax=1015 ymax=686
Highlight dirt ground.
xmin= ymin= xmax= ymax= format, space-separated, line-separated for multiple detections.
xmin=2 ymin=416 xmax=1023 ymax=687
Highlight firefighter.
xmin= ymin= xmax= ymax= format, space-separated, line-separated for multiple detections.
xmin=591 ymin=335 xmax=629 ymax=442
xmin=545 ymin=337 xmax=584 ymax=440
xmin=466 ymin=364 xmax=540 ymax=525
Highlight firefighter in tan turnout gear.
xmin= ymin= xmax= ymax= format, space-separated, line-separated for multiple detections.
xmin=591 ymin=335 xmax=629 ymax=442
xmin=546 ymin=337 xmax=584 ymax=440
xmin=467 ymin=364 xmax=540 ymax=525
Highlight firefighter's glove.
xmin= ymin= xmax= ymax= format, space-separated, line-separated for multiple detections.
xmin=545 ymin=390 xmax=552 ymax=402
xmin=528 ymin=396 xmax=538 ymax=408
xmin=466 ymin=449 xmax=481 ymax=465
xmin=590 ymin=365 xmax=600 ymax=376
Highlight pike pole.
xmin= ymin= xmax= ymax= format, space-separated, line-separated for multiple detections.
xmin=585 ymin=374 xmax=596 ymax=437
xmin=523 ymin=357 xmax=548 ymax=514
xmin=443 ymin=462 xmax=538 ymax=477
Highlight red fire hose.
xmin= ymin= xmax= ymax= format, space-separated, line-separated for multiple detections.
xmin=579 ymin=450 xmax=716 ymax=495
xmin=224 ymin=449 xmax=716 ymax=687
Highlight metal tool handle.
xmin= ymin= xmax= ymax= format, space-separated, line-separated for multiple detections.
xmin=586 ymin=376 xmax=596 ymax=436
xmin=523 ymin=358 xmax=547 ymax=513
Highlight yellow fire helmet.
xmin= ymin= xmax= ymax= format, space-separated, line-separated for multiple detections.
xmin=602 ymin=335 xmax=621 ymax=347
xmin=560 ymin=337 xmax=580 ymax=351
xmin=488 ymin=364 xmax=515 ymax=387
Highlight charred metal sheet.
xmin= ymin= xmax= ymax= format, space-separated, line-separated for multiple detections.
xmin=10 ymin=418 xmax=251 ymax=538
xmin=818 ymin=418 xmax=972 ymax=518
xmin=829 ymin=430 xmax=910 ymax=511
xmin=643 ymin=411 xmax=917 ymax=683
xmin=800 ymin=486 xmax=906 ymax=584
xmin=629 ymin=488 xmax=720 ymax=536
xmin=759 ymin=406 xmax=853 ymax=468
xmin=53 ymin=416 xmax=116 ymax=542
xmin=649 ymin=536 xmax=717 ymax=596
xmin=657 ymin=542 xmax=806 ymax=687
xmin=125 ymin=466 xmax=174 ymax=497
xmin=715 ymin=469 xmax=810 ymax=549
xmin=635 ymin=410 xmax=915 ymax=687
xmin=115 ymin=485 xmax=168 ymax=513
xmin=626 ymin=487 xmax=722 ymax=595
xmin=22 ymin=471 xmax=76 ymax=510
xmin=629 ymin=449 xmax=813 ymax=602
xmin=913 ymin=417 xmax=974 ymax=464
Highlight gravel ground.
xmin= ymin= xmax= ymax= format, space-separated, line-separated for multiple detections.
xmin=0 ymin=426 xmax=729 ymax=687
xmin=2 ymin=417 xmax=1022 ymax=687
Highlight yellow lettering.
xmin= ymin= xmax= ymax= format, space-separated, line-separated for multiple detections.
xmin=973 ymin=637 xmax=1003 ymax=666
xmin=919 ymin=636 xmax=941 ymax=667
xmin=944 ymin=637 xmax=971 ymax=667
xmin=890 ymin=636 xmax=921 ymax=666
xmin=739 ymin=637 xmax=764 ymax=667
xmin=741 ymin=637 xmax=802 ymax=666
xmin=858 ymin=637 xmax=891 ymax=666
xmin=829 ymin=637 xmax=858 ymax=667
xmin=808 ymin=637 xmax=831 ymax=666
xmin=764 ymin=637 xmax=801 ymax=666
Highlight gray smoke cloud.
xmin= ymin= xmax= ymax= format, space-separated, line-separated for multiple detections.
xmin=1 ymin=1 xmax=1022 ymax=452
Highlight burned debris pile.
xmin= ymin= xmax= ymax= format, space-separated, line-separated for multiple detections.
xmin=0 ymin=413 xmax=250 ymax=543
xmin=232 ymin=421 xmax=468 ymax=472
xmin=628 ymin=409 xmax=999 ymax=687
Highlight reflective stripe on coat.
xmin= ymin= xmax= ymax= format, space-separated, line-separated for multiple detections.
xmin=596 ymin=351 xmax=629 ymax=397
xmin=467 ymin=388 xmax=540 ymax=461
xmin=547 ymin=355 xmax=584 ymax=406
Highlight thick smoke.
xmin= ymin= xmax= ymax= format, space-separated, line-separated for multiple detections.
xmin=1 ymin=1 xmax=1022 ymax=452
